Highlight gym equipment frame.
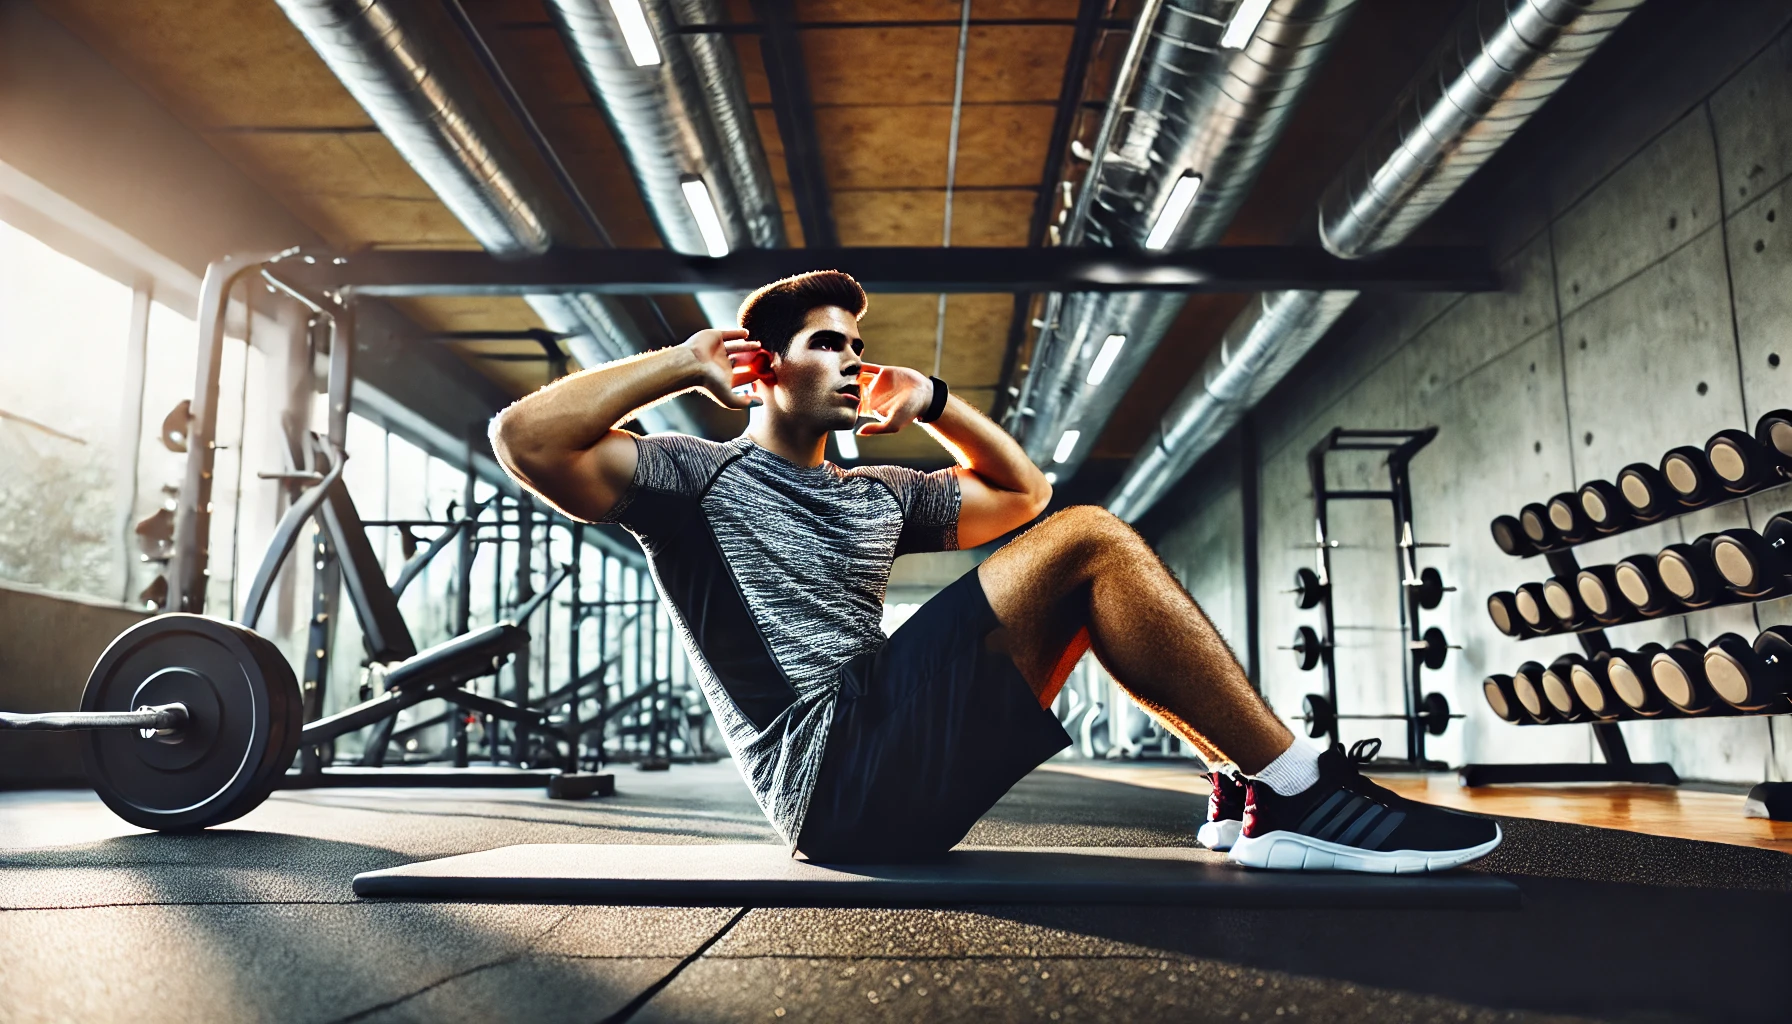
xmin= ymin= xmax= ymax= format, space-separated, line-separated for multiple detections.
xmin=1293 ymin=428 xmax=1461 ymax=770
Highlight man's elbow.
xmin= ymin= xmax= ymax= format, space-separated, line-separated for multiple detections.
xmin=488 ymin=406 xmax=542 ymax=485
xmin=1025 ymin=468 xmax=1053 ymax=518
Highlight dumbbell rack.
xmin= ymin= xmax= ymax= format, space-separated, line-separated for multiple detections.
xmin=1462 ymin=540 xmax=1681 ymax=787
xmin=1300 ymin=428 xmax=1452 ymax=770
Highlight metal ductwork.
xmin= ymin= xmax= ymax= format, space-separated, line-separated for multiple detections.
xmin=1109 ymin=0 xmax=1644 ymax=521
xmin=546 ymin=0 xmax=786 ymax=328
xmin=1009 ymin=0 xmax=1360 ymax=477
xmin=274 ymin=0 xmax=697 ymax=433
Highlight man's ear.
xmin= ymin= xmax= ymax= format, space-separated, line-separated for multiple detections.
xmin=753 ymin=350 xmax=777 ymax=384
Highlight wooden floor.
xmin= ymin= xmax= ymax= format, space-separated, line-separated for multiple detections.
xmin=1039 ymin=761 xmax=1792 ymax=854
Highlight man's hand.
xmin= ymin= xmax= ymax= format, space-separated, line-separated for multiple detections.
xmin=854 ymin=362 xmax=934 ymax=435
xmin=684 ymin=328 xmax=771 ymax=410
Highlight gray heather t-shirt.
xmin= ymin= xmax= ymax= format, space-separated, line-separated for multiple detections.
xmin=600 ymin=434 xmax=962 ymax=844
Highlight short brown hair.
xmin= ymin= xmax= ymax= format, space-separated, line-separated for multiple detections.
xmin=737 ymin=270 xmax=867 ymax=355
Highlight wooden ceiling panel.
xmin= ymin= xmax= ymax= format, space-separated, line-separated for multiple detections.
xmin=36 ymin=0 xmax=371 ymax=128
xmin=803 ymin=25 xmax=1074 ymax=105
xmin=832 ymin=190 xmax=946 ymax=245
xmin=816 ymin=104 xmax=1049 ymax=190
xmin=795 ymin=0 xmax=1088 ymax=21
xmin=204 ymin=133 xmax=476 ymax=250
xmin=856 ymin=293 xmax=1008 ymax=387
xmin=939 ymin=190 xmax=1034 ymax=245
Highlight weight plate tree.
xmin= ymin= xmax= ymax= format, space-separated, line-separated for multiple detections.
xmin=1295 ymin=427 xmax=1456 ymax=769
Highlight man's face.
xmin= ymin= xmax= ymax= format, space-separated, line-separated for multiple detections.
xmin=757 ymin=305 xmax=865 ymax=432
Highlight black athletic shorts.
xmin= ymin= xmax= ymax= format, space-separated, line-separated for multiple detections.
xmin=794 ymin=565 xmax=1072 ymax=863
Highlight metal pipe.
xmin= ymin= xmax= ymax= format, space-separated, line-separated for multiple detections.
xmin=1011 ymin=0 xmax=1360 ymax=476
xmin=272 ymin=0 xmax=695 ymax=432
xmin=545 ymin=0 xmax=785 ymax=327
xmin=1108 ymin=0 xmax=1644 ymax=521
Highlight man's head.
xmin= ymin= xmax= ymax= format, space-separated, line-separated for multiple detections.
xmin=737 ymin=271 xmax=869 ymax=432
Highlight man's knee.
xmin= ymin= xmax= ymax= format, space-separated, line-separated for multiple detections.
xmin=1035 ymin=505 xmax=1146 ymax=561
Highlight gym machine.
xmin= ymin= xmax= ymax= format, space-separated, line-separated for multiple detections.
xmin=1464 ymin=414 xmax=1792 ymax=795
xmin=1286 ymin=428 xmax=1460 ymax=769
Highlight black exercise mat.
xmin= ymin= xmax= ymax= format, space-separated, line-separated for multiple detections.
xmin=352 ymin=844 xmax=1520 ymax=908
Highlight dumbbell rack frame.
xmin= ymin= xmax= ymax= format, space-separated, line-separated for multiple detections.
xmin=1461 ymin=541 xmax=1680 ymax=787
xmin=1305 ymin=427 xmax=1448 ymax=770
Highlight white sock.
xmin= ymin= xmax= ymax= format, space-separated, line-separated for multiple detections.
xmin=1248 ymin=740 xmax=1321 ymax=796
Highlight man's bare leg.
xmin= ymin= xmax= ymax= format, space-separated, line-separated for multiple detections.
xmin=977 ymin=505 xmax=1292 ymax=774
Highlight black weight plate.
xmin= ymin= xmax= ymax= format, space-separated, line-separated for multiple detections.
xmin=1419 ymin=626 xmax=1450 ymax=671
xmin=1422 ymin=691 xmax=1452 ymax=736
xmin=1415 ymin=567 xmax=1445 ymax=610
xmin=1482 ymin=675 xmax=1519 ymax=723
xmin=1292 ymin=567 xmax=1325 ymax=610
xmin=1292 ymin=625 xmax=1323 ymax=671
xmin=1301 ymin=693 xmax=1335 ymax=740
xmin=81 ymin=614 xmax=300 ymax=831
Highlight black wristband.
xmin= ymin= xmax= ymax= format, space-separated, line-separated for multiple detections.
xmin=919 ymin=376 xmax=949 ymax=423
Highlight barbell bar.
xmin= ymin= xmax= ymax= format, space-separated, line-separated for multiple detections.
xmin=1292 ymin=691 xmax=1459 ymax=740
xmin=1 ymin=703 xmax=188 ymax=736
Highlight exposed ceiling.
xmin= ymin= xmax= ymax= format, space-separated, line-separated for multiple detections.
xmin=32 ymin=0 xmax=1472 ymax=477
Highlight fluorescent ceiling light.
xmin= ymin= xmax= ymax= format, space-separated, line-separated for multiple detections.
xmin=1086 ymin=334 xmax=1126 ymax=387
xmin=1052 ymin=429 xmax=1081 ymax=465
xmin=1044 ymin=471 xmax=1058 ymax=485
xmin=1220 ymin=0 xmax=1273 ymax=50
xmin=608 ymin=0 xmax=662 ymax=66
xmin=681 ymin=179 xmax=729 ymax=257
xmin=833 ymin=430 xmax=859 ymax=461
xmin=1144 ymin=172 xmax=1203 ymax=250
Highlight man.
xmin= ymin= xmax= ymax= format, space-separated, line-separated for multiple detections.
xmin=491 ymin=271 xmax=1500 ymax=872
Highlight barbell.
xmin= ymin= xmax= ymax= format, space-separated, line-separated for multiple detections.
xmin=0 ymin=615 xmax=304 ymax=831
xmin=1293 ymin=691 xmax=1458 ymax=740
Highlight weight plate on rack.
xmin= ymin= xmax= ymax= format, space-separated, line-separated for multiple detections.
xmin=1292 ymin=567 xmax=1326 ymax=610
xmin=1421 ymin=691 xmax=1452 ymax=736
xmin=1300 ymin=693 xmax=1335 ymax=740
xmin=80 ymin=614 xmax=301 ymax=832
xmin=1291 ymin=625 xmax=1324 ymax=671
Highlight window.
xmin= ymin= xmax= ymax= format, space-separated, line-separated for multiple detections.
xmin=0 ymin=218 xmax=135 ymax=600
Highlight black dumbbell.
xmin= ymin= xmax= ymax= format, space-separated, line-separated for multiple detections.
xmin=1546 ymin=492 xmax=1594 ymax=544
xmin=1578 ymin=479 xmax=1632 ymax=533
xmin=1519 ymin=502 xmax=1558 ymax=550
xmin=1542 ymin=575 xmax=1587 ymax=630
xmin=1291 ymin=566 xmax=1327 ymax=609
xmin=1656 ymin=534 xmax=1724 ymax=608
xmin=1703 ymin=629 xmax=1792 ymax=712
xmin=1290 ymin=625 xmax=1326 ymax=671
xmin=1510 ymin=661 xmax=1554 ymax=723
xmin=1570 ymin=652 xmax=1623 ymax=719
xmin=1613 ymin=554 xmax=1675 ymax=615
xmin=1487 ymin=591 xmax=1526 ymax=637
xmin=1606 ymin=644 xmax=1668 ymax=716
xmin=1617 ymin=462 xmax=1674 ymax=521
xmin=1541 ymin=654 xmax=1592 ymax=721
xmin=1483 ymin=674 xmax=1523 ymax=723
xmin=1706 ymin=428 xmax=1782 ymax=493
xmin=1490 ymin=515 xmax=1535 ymax=556
xmin=1297 ymin=693 xmax=1336 ymax=739
xmin=1513 ymin=582 xmax=1557 ymax=632
xmin=1574 ymin=564 xmax=1630 ymax=625
xmin=1661 ymin=445 xmax=1717 ymax=507
xmin=1710 ymin=514 xmax=1792 ymax=598
xmin=1754 ymin=409 xmax=1792 ymax=463
xmin=1651 ymin=639 xmax=1718 ymax=715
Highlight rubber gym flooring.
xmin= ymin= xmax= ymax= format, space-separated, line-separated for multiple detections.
xmin=4 ymin=762 xmax=1791 ymax=1023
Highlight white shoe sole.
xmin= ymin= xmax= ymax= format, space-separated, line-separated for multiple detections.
xmin=1196 ymin=818 xmax=1242 ymax=852
xmin=1228 ymin=823 xmax=1502 ymax=874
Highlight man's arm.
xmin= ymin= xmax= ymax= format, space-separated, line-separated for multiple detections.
xmin=857 ymin=366 xmax=1051 ymax=548
xmin=490 ymin=329 xmax=761 ymax=522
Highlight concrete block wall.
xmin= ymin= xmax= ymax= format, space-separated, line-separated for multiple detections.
xmin=1150 ymin=21 xmax=1792 ymax=784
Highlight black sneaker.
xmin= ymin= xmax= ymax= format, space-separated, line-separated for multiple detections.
xmin=1230 ymin=744 xmax=1501 ymax=873
xmin=1196 ymin=769 xmax=1245 ymax=851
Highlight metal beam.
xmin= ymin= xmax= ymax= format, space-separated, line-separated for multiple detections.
xmin=267 ymin=246 xmax=1498 ymax=298
xmin=996 ymin=0 xmax=1109 ymax=423
xmin=751 ymin=0 xmax=838 ymax=247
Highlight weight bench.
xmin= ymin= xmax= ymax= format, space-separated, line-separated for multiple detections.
xmin=240 ymin=435 xmax=569 ymax=768
xmin=352 ymin=844 xmax=1521 ymax=908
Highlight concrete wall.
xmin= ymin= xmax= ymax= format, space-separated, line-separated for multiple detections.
xmin=0 ymin=579 xmax=149 ymax=786
xmin=1148 ymin=14 xmax=1792 ymax=784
